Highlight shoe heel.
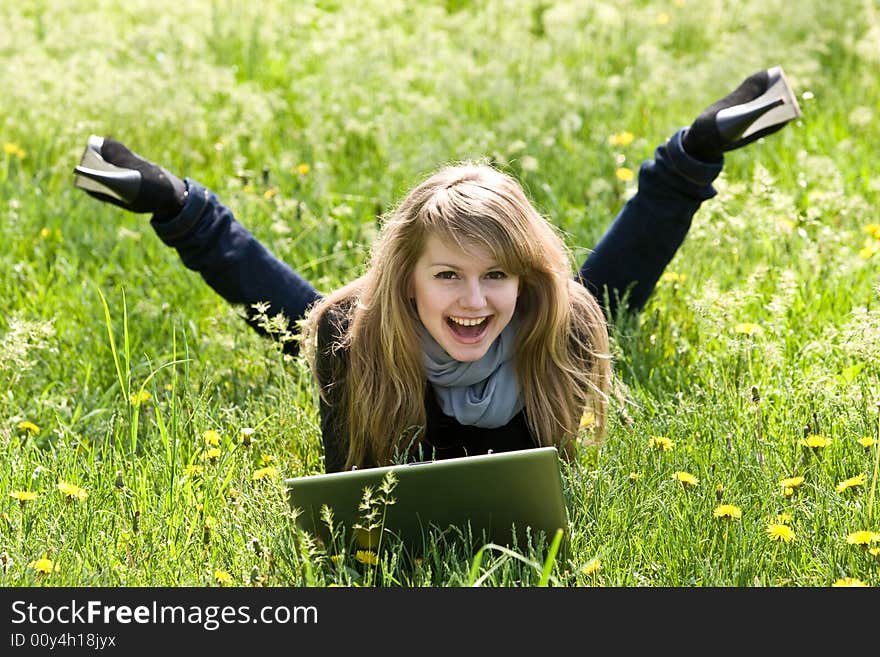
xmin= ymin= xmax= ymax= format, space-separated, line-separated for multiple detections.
xmin=716 ymin=66 xmax=802 ymax=143
xmin=73 ymin=135 xmax=141 ymax=204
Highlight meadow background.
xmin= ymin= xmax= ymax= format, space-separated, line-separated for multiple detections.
xmin=1 ymin=0 xmax=879 ymax=587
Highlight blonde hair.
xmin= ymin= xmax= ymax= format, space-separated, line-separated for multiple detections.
xmin=302 ymin=162 xmax=612 ymax=469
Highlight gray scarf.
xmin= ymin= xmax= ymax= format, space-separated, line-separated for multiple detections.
xmin=421 ymin=319 xmax=523 ymax=428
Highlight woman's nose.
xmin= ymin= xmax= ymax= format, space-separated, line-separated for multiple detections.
xmin=459 ymin=279 xmax=487 ymax=309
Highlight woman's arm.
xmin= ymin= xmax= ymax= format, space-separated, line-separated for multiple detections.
xmin=577 ymin=128 xmax=721 ymax=318
xmin=73 ymin=135 xmax=322 ymax=355
xmin=578 ymin=67 xmax=798 ymax=319
xmin=150 ymin=181 xmax=322 ymax=355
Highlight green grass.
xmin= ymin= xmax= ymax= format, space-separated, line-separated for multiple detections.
xmin=1 ymin=0 xmax=879 ymax=586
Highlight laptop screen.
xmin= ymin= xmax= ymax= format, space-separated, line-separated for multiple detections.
xmin=285 ymin=446 xmax=569 ymax=556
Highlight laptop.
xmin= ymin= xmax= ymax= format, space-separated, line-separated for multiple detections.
xmin=285 ymin=446 xmax=570 ymax=556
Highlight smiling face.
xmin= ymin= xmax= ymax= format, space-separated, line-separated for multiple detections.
xmin=411 ymin=233 xmax=520 ymax=362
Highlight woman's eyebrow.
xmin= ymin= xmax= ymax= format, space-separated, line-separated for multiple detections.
xmin=428 ymin=261 xmax=503 ymax=269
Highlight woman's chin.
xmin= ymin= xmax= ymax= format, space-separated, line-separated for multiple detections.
xmin=444 ymin=346 xmax=490 ymax=362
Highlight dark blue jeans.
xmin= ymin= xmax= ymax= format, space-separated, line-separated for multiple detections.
xmin=151 ymin=128 xmax=722 ymax=351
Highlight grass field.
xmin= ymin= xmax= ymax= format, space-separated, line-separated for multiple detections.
xmin=1 ymin=0 xmax=879 ymax=587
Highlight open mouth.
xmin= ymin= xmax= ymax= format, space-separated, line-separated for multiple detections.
xmin=445 ymin=315 xmax=491 ymax=342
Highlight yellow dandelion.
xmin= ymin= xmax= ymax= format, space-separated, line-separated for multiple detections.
xmin=659 ymin=271 xmax=686 ymax=284
xmin=672 ymin=471 xmax=699 ymax=487
xmin=615 ymin=167 xmax=635 ymax=182
xmin=869 ymin=547 xmax=880 ymax=558
xmin=263 ymin=188 xmax=278 ymax=199
xmin=28 ymin=558 xmax=58 ymax=574
xmin=713 ymin=504 xmax=742 ymax=519
xmin=213 ymin=570 xmax=233 ymax=585
xmin=9 ymin=490 xmax=38 ymax=504
xmin=579 ymin=411 xmax=596 ymax=430
xmin=129 ymin=390 xmax=151 ymax=406
xmin=779 ymin=476 xmax=805 ymax=495
xmin=799 ymin=434 xmax=831 ymax=449
xmin=832 ymin=577 xmax=869 ymax=587
xmin=355 ymin=550 xmax=379 ymax=566
xmin=39 ymin=227 xmax=52 ymax=239
xmin=766 ymin=523 xmax=795 ymax=543
xmin=734 ymin=322 xmax=761 ymax=335
xmin=835 ymin=473 xmax=866 ymax=493
xmin=4 ymin=143 xmax=25 ymax=159
xmin=648 ymin=436 xmax=675 ymax=452
xmin=203 ymin=447 xmax=222 ymax=461
xmin=330 ymin=554 xmax=343 ymax=564
xmin=252 ymin=466 xmax=277 ymax=481
xmin=581 ymin=559 xmax=601 ymax=576
xmin=184 ymin=464 xmax=203 ymax=477
xmin=57 ymin=481 xmax=88 ymax=501
xmin=203 ymin=429 xmax=221 ymax=446
xmin=846 ymin=530 xmax=880 ymax=545
xmin=260 ymin=453 xmax=276 ymax=466
xmin=863 ymin=223 xmax=880 ymax=240
xmin=628 ymin=472 xmax=642 ymax=482
xmin=859 ymin=244 xmax=877 ymax=259
xmin=296 ymin=163 xmax=311 ymax=176
xmin=857 ymin=436 xmax=875 ymax=448
xmin=607 ymin=131 xmax=635 ymax=147
xmin=17 ymin=420 xmax=40 ymax=435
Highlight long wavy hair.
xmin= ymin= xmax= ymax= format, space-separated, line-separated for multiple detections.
xmin=302 ymin=162 xmax=612 ymax=469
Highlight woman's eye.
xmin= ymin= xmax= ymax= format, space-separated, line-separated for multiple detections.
xmin=485 ymin=271 xmax=507 ymax=280
xmin=435 ymin=271 xmax=458 ymax=279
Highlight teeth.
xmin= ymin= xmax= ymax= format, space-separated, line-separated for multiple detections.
xmin=449 ymin=316 xmax=487 ymax=327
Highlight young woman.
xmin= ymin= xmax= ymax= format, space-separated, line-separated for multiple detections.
xmin=76 ymin=67 xmax=798 ymax=472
